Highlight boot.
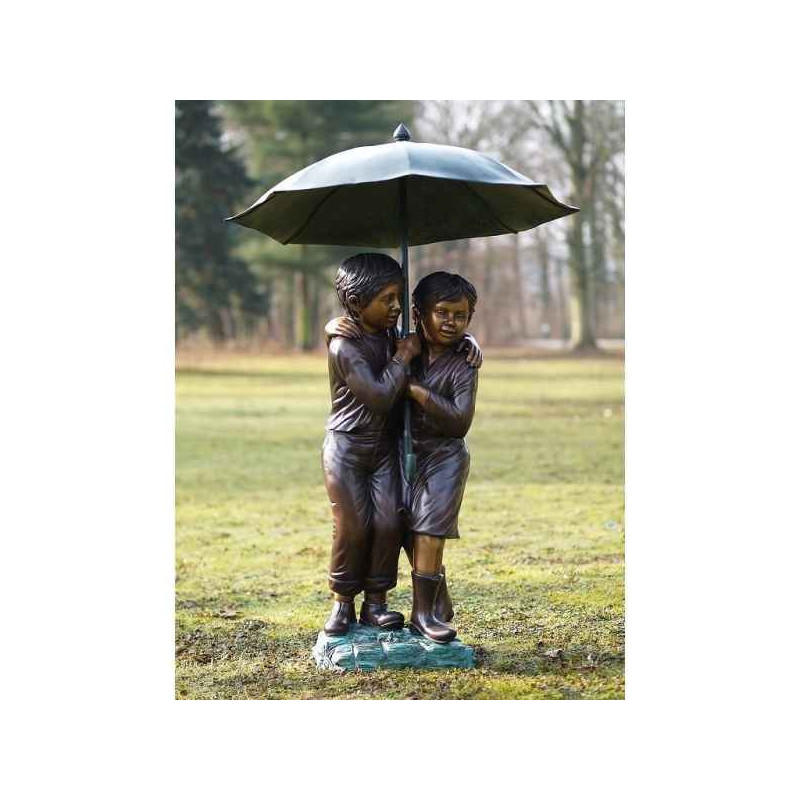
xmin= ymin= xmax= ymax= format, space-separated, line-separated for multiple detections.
xmin=435 ymin=565 xmax=454 ymax=623
xmin=359 ymin=600 xmax=404 ymax=630
xmin=409 ymin=571 xmax=456 ymax=643
xmin=405 ymin=540 xmax=453 ymax=621
xmin=323 ymin=599 xmax=356 ymax=635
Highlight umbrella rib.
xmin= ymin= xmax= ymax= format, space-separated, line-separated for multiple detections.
xmin=459 ymin=182 xmax=518 ymax=236
xmin=530 ymin=185 xmax=579 ymax=214
xmin=285 ymin=186 xmax=341 ymax=243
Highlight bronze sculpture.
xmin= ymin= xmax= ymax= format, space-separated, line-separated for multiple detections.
xmin=321 ymin=253 xmax=416 ymax=635
xmin=227 ymin=121 xmax=575 ymax=658
xmin=405 ymin=271 xmax=479 ymax=642
xmin=324 ymin=267 xmax=480 ymax=643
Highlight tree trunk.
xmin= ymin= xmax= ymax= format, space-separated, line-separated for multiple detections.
xmin=458 ymin=239 xmax=472 ymax=282
xmin=568 ymin=102 xmax=598 ymax=352
xmin=470 ymin=241 xmax=487 ymax=344
xmin=311 ymin=278 xmax=322 ymax=350
xmin=208 ymin=309 xmax=226 ymax=344
xmin=538 ymin=233 xmax=551 ymax=310
xmin=220 ymin=307 xmax=236 ymax=343
xmin=299 ymin=271 xmax=314 ymax=351
xmin=483 ymin=238 xmax=495 ymax=346
xmin=511 ymin=235 xmax=527 ymax=339
xmin=588 ymin=189 xmax=607 ymax=339
xmin=555 ymin=258 xmax=570 ymax=343
xmin=285 ymin=271 xmax=296 ymax=349
xmin=571 ymin=217 xmax=598 ymax=351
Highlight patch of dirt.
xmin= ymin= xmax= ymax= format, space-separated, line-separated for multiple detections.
xmin=175 ymin=619 xmax=271 ymax=663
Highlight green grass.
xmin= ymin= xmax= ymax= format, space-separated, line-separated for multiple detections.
xmin=176 ymin=353 xmax=624 ymax=699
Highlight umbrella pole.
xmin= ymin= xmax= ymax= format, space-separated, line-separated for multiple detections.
xmin=398 ymin=178 xmax=416 ymax=483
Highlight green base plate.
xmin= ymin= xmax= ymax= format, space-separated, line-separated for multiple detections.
xmin=312 ymin=623 xmax=475 ymax=672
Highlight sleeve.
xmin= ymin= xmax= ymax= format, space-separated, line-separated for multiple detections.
xmin=329 ymin=337 xmax=408 ymax=414
xmin=420 ymin=364 xmax=478 ymax=438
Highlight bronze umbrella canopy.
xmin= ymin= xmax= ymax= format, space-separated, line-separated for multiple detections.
xmin=227 ymin=123 xmax=578 ymax=478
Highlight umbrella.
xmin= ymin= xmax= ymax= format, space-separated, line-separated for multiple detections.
xmin=227 ymin=123 xmax=578 ymax=478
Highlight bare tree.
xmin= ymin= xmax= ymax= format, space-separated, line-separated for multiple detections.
xmin=519 ymin=100 xmax=624 ymax=351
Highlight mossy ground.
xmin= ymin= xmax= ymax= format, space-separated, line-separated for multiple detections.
xmin=176 ymin=352 xmax=624 ymax=699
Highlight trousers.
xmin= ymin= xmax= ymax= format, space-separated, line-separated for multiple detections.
xmin=322 ymin=430 xmax=403 ymax=596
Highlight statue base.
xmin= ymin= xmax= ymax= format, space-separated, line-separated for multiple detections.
xmin=312 ymin=623 xmax=475 ymax=672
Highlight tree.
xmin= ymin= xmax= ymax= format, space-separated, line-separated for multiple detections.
xmin=221 ymin=100 xmax=417 ymax=350
xmin=175 ymin=100 xmax=262 ymax=342
xmin=522 ymin=100 xmax=624 ymax=351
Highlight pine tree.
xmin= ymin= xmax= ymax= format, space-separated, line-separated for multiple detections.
xmin=175 ymin=100 xmax=263 ymax=342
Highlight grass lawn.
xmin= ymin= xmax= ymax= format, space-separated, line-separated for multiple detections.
xmin=176 ymin=351 xmax=624 ymax=699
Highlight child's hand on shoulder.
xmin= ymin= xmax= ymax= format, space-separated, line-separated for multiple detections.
xmin=324 ymin=316 xmax=361 ymax=345
xmin=456 ymin=333 xmax=483 ymax=368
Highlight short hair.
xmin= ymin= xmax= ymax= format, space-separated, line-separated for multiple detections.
xmin=412 ymin=271 xmax=478 ymax=319
xmin=335 ymin=253 xmax=404 ymax=319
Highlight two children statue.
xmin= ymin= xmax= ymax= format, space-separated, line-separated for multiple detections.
xmin=321 ymin=253 xmax=480 ymax=644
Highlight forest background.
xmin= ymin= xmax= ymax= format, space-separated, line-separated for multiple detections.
xmin=176 ymin=100 xmax=624 ymax=353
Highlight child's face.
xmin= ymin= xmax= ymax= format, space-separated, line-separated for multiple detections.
xmin=419 ymin=295 xmax=471 ymax=348
xmin=357 ymin=281 xmax=403 ymax=333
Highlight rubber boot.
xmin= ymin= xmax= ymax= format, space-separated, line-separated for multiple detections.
xmin=324 ymin=599 xmax=356 ymax=635
xmin=435 ymin=565 xmax=454 ymax=623
xmin=359 ymin=600 xmax=404 ymax=630
xmin=409 ymin=571 xmax=456 ymax=643
xmin=405 ymin=541 xmax=453 ymax=621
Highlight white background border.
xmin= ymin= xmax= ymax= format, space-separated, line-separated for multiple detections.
xmin=3 ymin=2 xmax=798 ymax=796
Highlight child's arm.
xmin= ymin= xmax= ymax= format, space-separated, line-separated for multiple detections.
xmin=330 ymin=335 xmax=419 ymax=414
xmin=408 ymin=367 xmax=478 ymax=438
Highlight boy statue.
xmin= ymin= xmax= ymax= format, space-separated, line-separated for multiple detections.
xmin=321 ymin=253 xmax=417 ymax=634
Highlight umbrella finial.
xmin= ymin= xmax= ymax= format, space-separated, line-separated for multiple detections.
xmin=392 ymin=123 xmax=411 ymax=142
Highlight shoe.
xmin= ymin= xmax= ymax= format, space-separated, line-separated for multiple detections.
xmin=360 ymin=601 xmax=404 ymax=630
xmin=324 ymin=600 xmax=356 ymax=635
xmin=409 ymin=571 xmax=456 ymax=643
xmin=435 ymin=565 xmax=454 ymax=623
